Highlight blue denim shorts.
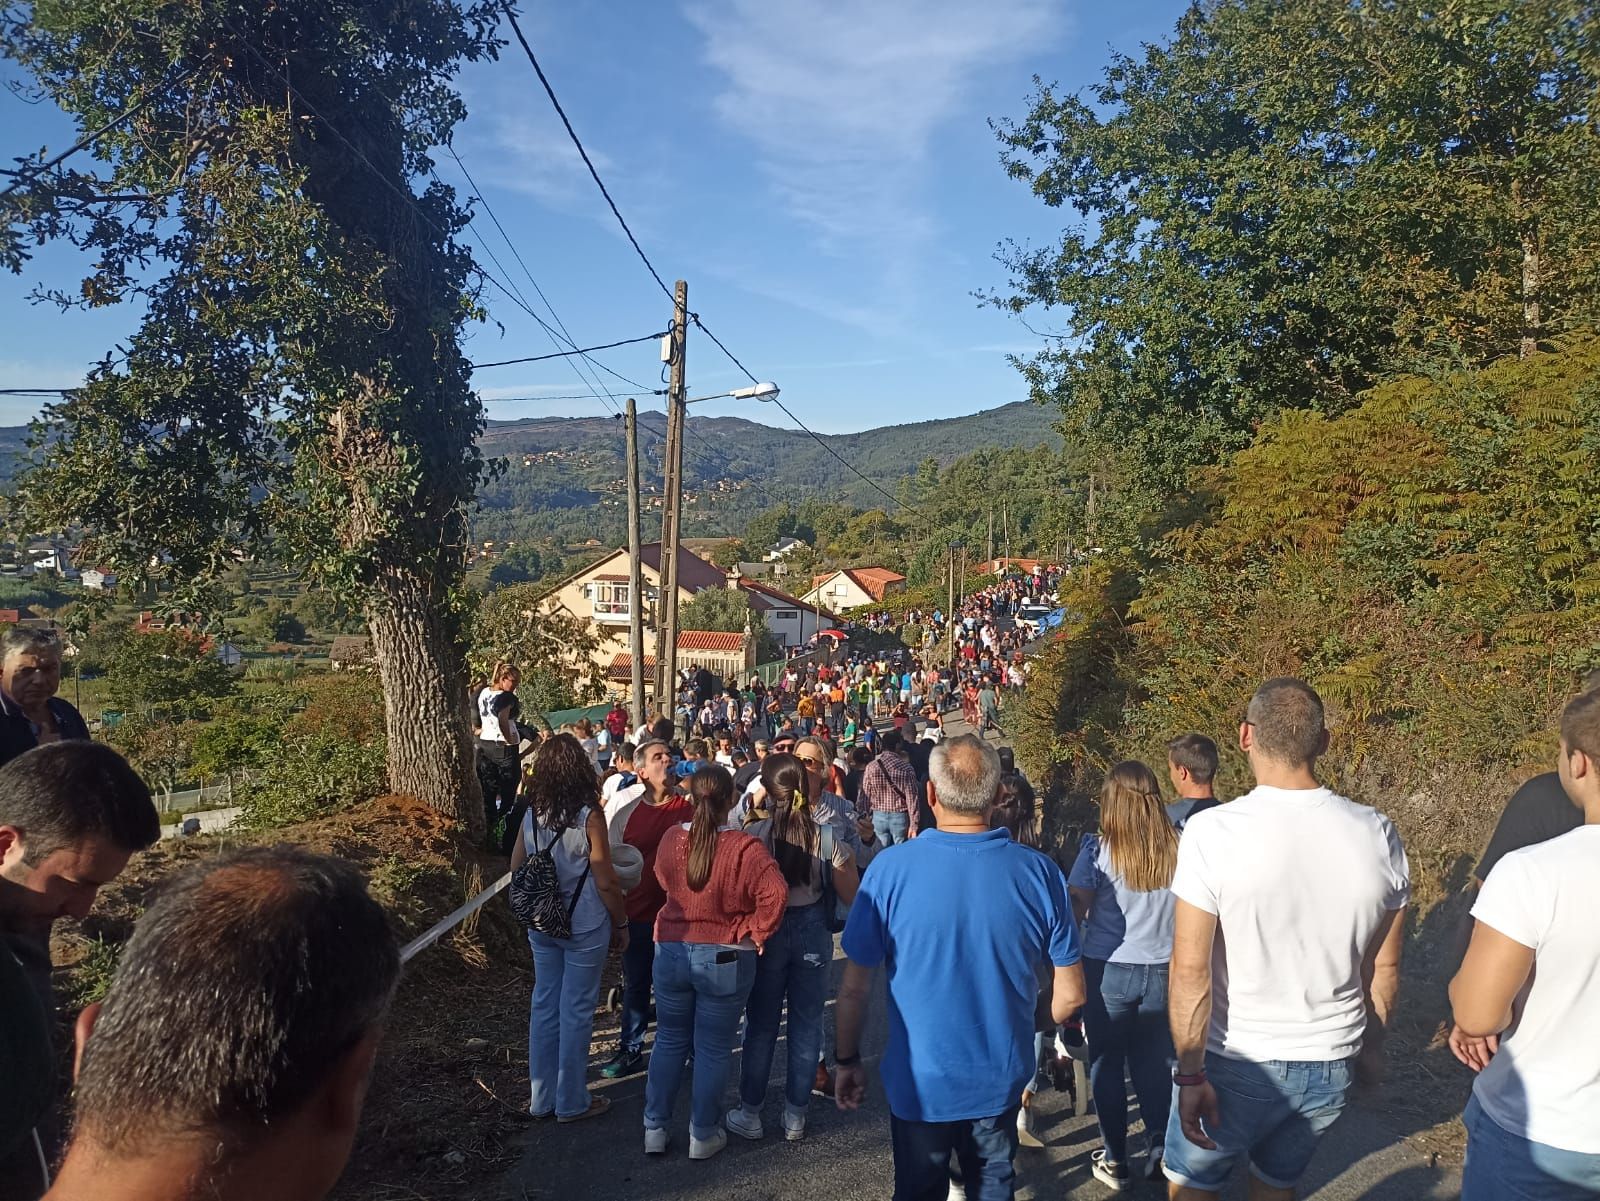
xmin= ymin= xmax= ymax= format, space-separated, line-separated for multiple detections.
xmin=1162 ymin=1053 xmax=1352 ymax=1191
xmin=1463 ymin=1095 xmax=1600 ymax=1200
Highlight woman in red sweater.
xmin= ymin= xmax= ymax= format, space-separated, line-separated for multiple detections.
xmin=642 ymin=765 xmax=786 ymax=1161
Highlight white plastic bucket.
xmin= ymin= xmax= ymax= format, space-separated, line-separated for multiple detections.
xmin=610 ymin=843 xmax=644 ymax=892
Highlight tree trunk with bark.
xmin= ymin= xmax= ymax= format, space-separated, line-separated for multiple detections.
xmin=366 ymin=564 xmax=482 ymax=837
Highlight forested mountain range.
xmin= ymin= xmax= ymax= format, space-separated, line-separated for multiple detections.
xmin=474 ymin=400 xmax=1060 ymax=544
xmin=0 ymin=402 xmax=1061 ymax=548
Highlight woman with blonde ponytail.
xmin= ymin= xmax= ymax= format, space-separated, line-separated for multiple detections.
xmin=728 ymin=753 xmax=859 ymax=1143
xmin=1067 ymin=760 xmax=1180 ymax=1188
xmin=644 ymin=766 xmax=786 ymax=1160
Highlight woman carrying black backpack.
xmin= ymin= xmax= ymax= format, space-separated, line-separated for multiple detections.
xmin=511 ymin=733 xmax=629 ymax=1123
xmin=728 ymin=754 xmax=859 ymax=1143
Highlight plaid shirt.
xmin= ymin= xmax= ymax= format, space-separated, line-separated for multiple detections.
xmin=859 ymin=751 xmax=921 ymax=837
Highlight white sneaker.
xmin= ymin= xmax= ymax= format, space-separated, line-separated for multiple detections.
xmin=688 ymin=1127 xmax=728 ymax=1161
xmin=643 ymin=1127 xmax=669 ymax=1155
xmin=1090 ymin=1148 xmax=1129 ymax=1191
xmin=1016 ymin=1102 xmax=1044 ymax=1148
xmin=725 ymin=1106 xmax=764 ymax=1140
xmin=782 ymin=1106 xmax=806 ymax=1142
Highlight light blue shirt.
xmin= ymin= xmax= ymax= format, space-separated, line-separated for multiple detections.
xmin=1068 ymin=834 xmax=1175 ymax=964
xmin=521 ymin=805 xmax=607 ymax=936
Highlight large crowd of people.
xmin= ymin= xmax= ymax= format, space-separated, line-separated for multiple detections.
xmin=3 ymin=586 xmax=1598 ymax=1201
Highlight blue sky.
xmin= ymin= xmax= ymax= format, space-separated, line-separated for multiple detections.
xmin=1 ymin=1 xmax=1187 ymax=431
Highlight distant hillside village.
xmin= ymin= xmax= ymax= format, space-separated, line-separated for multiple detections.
xmin=533 ymin=537 xmax=911 ymax=705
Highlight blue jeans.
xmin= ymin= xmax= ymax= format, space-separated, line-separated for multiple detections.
xmin=873 ymin=810 xmax=910 ymax=846
xmin=1083 ymin=958 xmax=1174 ymax=1164
xmin=891 ymin=1111 xmax=1020 ymax=1201
xmin=618 ymin=919 xmax=655 ymax=1055
xmin=1162 ymin=1053 xmax=1352 ymax=1191
xmin=1463 ymin=1095 xmax=1600 ymax=1199
xmin=528 ymin=922 xmax=610 ymax=1118
xmin=740 ymin=902 xmax=832 ymax=1113
xmin=643 ymin=941 xmax=758 ymax=1139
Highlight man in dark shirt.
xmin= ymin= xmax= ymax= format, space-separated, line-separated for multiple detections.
xmin=1165 ymin=732 xmax=1222 ymax=830
xmin=0 ymin=743 xmax=159 ymax=1201
xmin=0 ymin=629 xmax=90 ymax=770
xmin=1446 ymin=669 xmax=1600 ymax=1065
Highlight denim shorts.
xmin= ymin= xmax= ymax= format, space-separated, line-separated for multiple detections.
xmin=1162 ymin=1053 xmax=1352 ymax=1191
xmin=1462 ymin=1095 xmax=1600 ymax=1200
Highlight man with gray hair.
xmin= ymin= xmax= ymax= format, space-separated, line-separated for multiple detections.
xmin=0 ymin=628 xmax=89 ymax=769
xmin=1164 ymin=678 xmax=1409 ymax=1200
xmin=39 ymin=846 xmax=399 ymax=1201
xmin=834 ymin=734 xmax=1084 ymax=1200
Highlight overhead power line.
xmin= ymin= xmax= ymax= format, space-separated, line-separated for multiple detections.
xmin=501 ymin=4 xmax=674 ymax=304
xmin=441 ymin=142 xmax=654 ymax=401
xmin=468 ymin=332 xmax=668 ymax=371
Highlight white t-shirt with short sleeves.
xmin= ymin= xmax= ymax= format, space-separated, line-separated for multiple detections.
xmin=1469 ymin=825 xmax=1600 ymax=1154
xmin=1171 ymin=785 xmax=1409 ymax=1063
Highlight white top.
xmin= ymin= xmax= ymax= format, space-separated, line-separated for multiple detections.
xmin=1470 ymin=825 xmax=1600 ymax=1153
xmin=476 ymin=686 xmax=516 ymax=744
xmin=1171 ymin=785 xmax=1410 ymax=1062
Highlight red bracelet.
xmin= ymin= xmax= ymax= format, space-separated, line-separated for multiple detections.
xmin=1172 ymin=1069 xmax=1208 ymax=1087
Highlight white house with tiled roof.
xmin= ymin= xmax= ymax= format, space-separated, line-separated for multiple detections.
xmin=539 ymin=544 xmax=832 ymax=703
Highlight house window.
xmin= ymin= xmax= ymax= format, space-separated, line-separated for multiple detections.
xmin=833 ymin=582 xmax=847 ymax=596
xmin=594 ymin=583 xmax=630 ymax=615
xmin=772 ymin=610 xmax=794 ymax=621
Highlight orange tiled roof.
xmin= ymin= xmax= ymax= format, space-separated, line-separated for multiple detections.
xmin=677 ymin=630 xmax=747 ymax=652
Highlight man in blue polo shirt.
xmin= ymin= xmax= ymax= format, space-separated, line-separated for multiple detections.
xmin=834 ymin=734 xmax=1084 ymax=1201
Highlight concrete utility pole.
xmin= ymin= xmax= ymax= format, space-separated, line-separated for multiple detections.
xmin=1003 ymin=496 xmax=1011 ymax=568
xmin=946 ymin=541 xmax=959 ymax=667
xmin=655 ymin=279 xmax=689 ymax=711
xmin=625 ymin=398 xmax=646 ymax=727
xmin=987 ymin=508 xmax=994 ymax=567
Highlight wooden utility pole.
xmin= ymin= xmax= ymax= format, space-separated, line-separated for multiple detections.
xmin=625 ymin=398 xmax=646 ymax=727
xmin=655 ymin=279 xmax=689 ymax=712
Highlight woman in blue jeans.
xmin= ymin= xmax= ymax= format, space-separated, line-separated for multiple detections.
xmin=512 ymin=733 xmax=630 ymax=1122
xmin=729 ymin=754 xmax=859 ymax=1142
xmin=644 ymin=766 xmax=787 ymax=1160
xmin=1068 ymin=760 xmax=1179 ymax=1189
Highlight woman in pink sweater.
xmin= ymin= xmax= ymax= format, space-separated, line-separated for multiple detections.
xmin=642 ymin=765 xmax=786 ymax=1161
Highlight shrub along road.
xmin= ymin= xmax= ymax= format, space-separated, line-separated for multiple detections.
xmin=506 ymin=717 xmax=1463 ymax=1200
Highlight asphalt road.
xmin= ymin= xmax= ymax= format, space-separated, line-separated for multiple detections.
xmin=506 ymin=715 xmax=1463 ymax=1201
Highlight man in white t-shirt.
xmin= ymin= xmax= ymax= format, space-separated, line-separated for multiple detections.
xmin=1449 ymin=687 xmax=1600 ymax=1200
xmin=1164 ymin=678 xmax=1409 ymax=1200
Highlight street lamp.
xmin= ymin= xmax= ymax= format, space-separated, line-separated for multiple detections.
xmin=684 ymin=381 xmax=780 ymax=405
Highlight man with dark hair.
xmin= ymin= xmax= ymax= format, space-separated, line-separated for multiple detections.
xmin=1166 ymin=733 xmax=1221 ymax=830
xmin=0 ymin=742 xmax=160 ymax=1198
xmin=40 ymin=846 xmax=399 ymax=1201
xmin=859 ymin=728 xmax=920 ymax=843
xmin=0 ymin=629 xmax=90 ymax=769
xmin=1164 ymin=679 xmax=1409 ymax=1199
xmin=1450 ymin=687 xmax=1600 ymax=1199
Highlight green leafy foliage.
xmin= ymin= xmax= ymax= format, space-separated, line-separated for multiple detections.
xmin=2 ymin=0 xmax=504 ymax=818
xmin=104 ymin=628 xmax=236 ymax=718
xmin=1037 ymin=342 xmax=1600 ymax=907
xmin=995 ymin=0 xmax=1600 ymax=481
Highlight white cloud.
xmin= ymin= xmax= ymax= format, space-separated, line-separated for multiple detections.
xmin=684 ymin=0 xmax=1061 ymax=265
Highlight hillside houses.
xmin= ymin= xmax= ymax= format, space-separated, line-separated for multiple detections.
xmin=801 ymin=566 xmax=906 ymax=614
xmin=538 ymin=542 xmax=836 ymax=702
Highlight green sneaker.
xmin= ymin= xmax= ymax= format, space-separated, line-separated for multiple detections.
xmin=601 ymin=1049 xmax=644 ymax=1079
